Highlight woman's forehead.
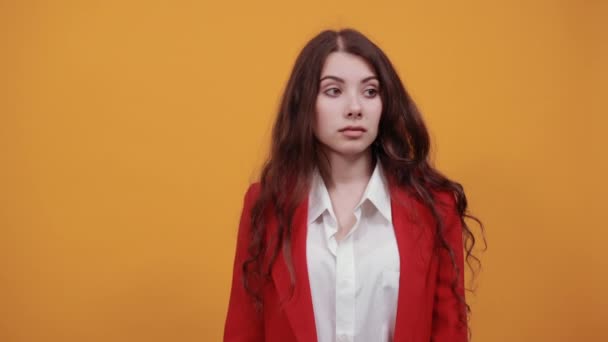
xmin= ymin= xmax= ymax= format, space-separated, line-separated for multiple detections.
xmin=319 ymin=52 xmax=377 ymax=82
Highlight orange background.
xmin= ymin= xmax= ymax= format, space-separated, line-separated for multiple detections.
xmin=1 ymin=1 xmax=606 ymax=341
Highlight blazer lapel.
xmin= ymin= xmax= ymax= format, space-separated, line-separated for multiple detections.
xmin=270 ymin=197 xmax=318 ymax=342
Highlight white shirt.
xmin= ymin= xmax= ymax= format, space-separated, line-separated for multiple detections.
xmin=306 ymin=161 xmax=400 ymax=342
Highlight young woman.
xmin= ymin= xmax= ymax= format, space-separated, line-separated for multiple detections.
xmin=224 ymin=28 xmax=484 ymax=342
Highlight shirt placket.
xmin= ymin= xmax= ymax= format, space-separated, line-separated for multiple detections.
xmin=335 ymin=221 xmax=357 ymax=342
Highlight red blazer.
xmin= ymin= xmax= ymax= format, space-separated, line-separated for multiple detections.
xmin=224 ymin=180 xmax=467 ymax=342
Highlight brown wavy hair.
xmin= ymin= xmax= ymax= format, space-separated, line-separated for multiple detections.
xmin=243 ymin=28 xmax=486 ymax=337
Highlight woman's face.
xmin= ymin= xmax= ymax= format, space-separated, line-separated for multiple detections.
xmin=313 ymin=51 xmax=382 ymax=158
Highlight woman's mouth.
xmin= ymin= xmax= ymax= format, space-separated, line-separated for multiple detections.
xmin=339 ymin=126 xmax=367 ymax=138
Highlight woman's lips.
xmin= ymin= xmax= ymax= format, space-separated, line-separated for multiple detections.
xmin=340 ymin=127 xmax=366 ymax=138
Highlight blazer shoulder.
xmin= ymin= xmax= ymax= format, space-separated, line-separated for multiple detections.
xmin=433 ymin=189 xmax=457 ymax=208
xmin=244 ymin=182 xmax=262 ymax=203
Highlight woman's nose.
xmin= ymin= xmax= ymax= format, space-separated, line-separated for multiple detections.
xmin=347 ymin=111 xmax=362 ymax=118
xmin=346 ymin=96 xmax=362 ymax=118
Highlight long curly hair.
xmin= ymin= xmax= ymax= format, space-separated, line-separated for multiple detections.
xmin=243 ymin=28 xmax=486 ymax=337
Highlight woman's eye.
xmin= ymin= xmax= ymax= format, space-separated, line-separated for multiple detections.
xmin=323 ymin=87 xmax=378 ymax=97
xmin=365 ymin=88 xmax=378 ymax=97
xmin=324 ymin=88 xmax=341 ymax=96
xmin=325 ymin=88 xmax=340 ymax=96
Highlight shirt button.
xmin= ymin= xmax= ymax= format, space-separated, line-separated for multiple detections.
xmin=337 ymin=334 xmax=351 ymax=342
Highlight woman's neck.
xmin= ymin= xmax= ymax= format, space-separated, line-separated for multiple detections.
xmin=323 ymin=148 xmax=374 ymax=191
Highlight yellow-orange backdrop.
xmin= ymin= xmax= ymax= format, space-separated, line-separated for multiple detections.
xmin=1 ymin=1 xmax=606 ymax=341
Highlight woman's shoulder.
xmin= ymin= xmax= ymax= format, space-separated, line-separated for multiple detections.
xmin=399 ymin=186 xmax=459 ymax=221
xmin=396 ymin=184 xmax=457 ymax=207
xmin=244 ymin=182 xmax=262 ymax=198
xmin=432 ymin=188 xmax=457 ymax=207
xmin=238 ymin=182 xmax=262 ymax=210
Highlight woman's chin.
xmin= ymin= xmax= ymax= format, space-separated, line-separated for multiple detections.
xmin=331 ymin=144 xmax=373 ymax=157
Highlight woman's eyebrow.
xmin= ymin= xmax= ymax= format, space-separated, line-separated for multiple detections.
xmin=319 ymin=75 xmax=379 ymax=83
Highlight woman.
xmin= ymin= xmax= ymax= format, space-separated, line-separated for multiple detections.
xmin=224 ymin=28 xmax=484 ymax=342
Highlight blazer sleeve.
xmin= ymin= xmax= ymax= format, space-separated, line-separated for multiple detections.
xmin=223 ymin=183 xmax=264 ymax=342
xmin=431 ymin=192 xmax=468 ymax=342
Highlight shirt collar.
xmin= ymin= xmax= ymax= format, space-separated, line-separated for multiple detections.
xmin=307 ymin=160 xmax=392 ymax=224
xmin=360 ymin=160 xmax=392 ymax=223
xmin=307 ymin=168 xmax=334 ymax=224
